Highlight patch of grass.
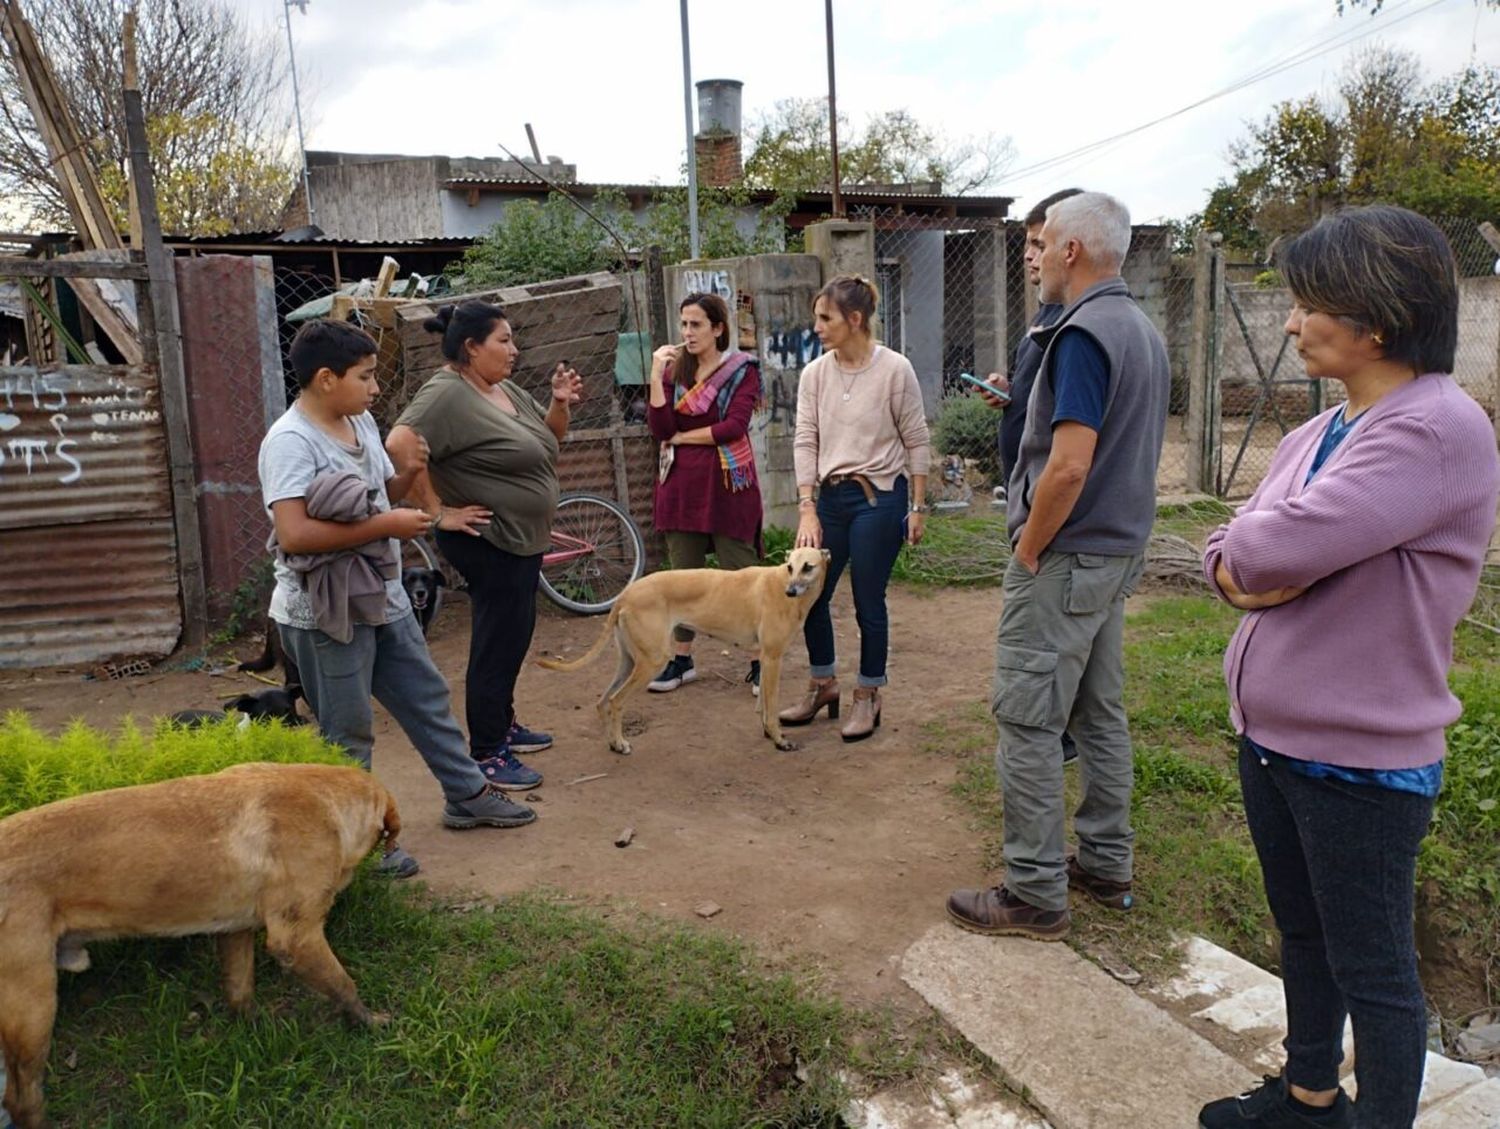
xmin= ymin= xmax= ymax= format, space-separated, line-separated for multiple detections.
xmin=920 ymin=598 xmax=1500 ymax=1005
xmin=889 ymin=501 xmax=1233 ymax=590
xmin=893 ymin=513 xmax=1009 ymax=587
xmin=1151 ymin=498 xmax=1235 ymax=545
xmin=2 ymin=715 xmax=917 ymax=1128
xmin=44 ymin=888 xmax=860 ymax=1129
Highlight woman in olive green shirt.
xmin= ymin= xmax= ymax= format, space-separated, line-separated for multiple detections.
xmin=387 ymin=300 xmax=582 ymax=791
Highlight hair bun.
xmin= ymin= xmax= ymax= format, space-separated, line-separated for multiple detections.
xmin=422 ymin=305 xmax=456 ymax=335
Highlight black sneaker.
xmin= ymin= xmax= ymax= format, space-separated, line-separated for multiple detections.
xmin=648 ymin=655 xmax=697 ymax=693
xmin=507 ymin=718 xmax=553 ymax=753
xmin=1061 ymin=730 xmax=1078 ymax=764
xmin=746 ymin=659 xmax=761 ymax=697
xmin=1199 ymin=1075 xmax=1350 ymax=1128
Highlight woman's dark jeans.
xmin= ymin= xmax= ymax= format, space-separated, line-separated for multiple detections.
xmin=1238 ymin=738 xmax=1435 ymax=1128
xmin=802 ymin=476 xmax=907 ymax=687
xmin=435 ymin=531 xmax=542 ymax=759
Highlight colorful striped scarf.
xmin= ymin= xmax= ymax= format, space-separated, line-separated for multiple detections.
xmin=671 ymin=351 xmax=758 ymax=493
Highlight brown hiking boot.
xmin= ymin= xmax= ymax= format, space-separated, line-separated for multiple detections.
xmin=840 ymin=687 xmax=881 ymax=742
xmin=1066 ymin=854 xmax=1134 ymax=910
xmin=946 ymin=885 xmax=1070 ymax=941
xmin=779 ymin=677 xmax=840 ymax=726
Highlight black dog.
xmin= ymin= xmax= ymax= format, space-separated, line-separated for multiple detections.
xmin=239 ymin=617 xmax=302 ymax=691
xmin=402 ymin=566 xmax=446 ymax=635
xmin=168 ymin=687 xmax=306 ymax=728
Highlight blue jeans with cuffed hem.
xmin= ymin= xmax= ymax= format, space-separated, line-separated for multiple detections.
xmin=802 ymin=476 xmax=907 ymax=688
xmin=1238 ymin=738 xmax=1434 ymax=1128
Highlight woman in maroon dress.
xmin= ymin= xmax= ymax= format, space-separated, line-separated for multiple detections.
xmin=645 ymin=292 xmax=765 ymax=693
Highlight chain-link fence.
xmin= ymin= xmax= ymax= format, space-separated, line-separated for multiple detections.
xmin=850 ymin=209 xmax=1198 ymax=511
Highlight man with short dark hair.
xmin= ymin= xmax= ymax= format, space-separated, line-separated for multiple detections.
xmin=981 ymin=187 xmax=1084 ymax=490
xmin=949 ymin=192 xmax=1170 ymax=941
xmin=980 ymin=188 xmax=1084 ymax=766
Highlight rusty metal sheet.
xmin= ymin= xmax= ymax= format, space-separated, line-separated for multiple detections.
xmin=0 ymin=517 xmax=181 ymax=668
xmin=0 ymin=365 xmax=169 ymax=530
xmin=0 ymin=364 xmax=180 ymax=668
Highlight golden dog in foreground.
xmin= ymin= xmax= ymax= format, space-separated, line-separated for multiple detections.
xmin=538 ymin=546 xmax=831 ymax=755
xmin=0 ymin=762 xmax=399 ymax=1129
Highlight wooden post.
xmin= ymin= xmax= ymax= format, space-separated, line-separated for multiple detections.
xmin=122 ymin=10 xmax=143 ymax=250
xmin=123 ymin=51 xmax=209 ymax=648
xmin=644 ymin=245 xmax=670 ymax=348
xmin=1186 ymin=232 xmax=1224 ymax=496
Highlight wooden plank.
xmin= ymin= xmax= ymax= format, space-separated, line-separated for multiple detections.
xmin=124 ymin=60 xmax=207 ymax=648
xmin=0 ymin=256 xmax=149 ymax=280
xmin=373 ymin=256 xmax=399 ymax=298
xmin=68 ymin=277 xmax=143 ymax=365
xmin=0 ymin=0 xmax=121 ymax=252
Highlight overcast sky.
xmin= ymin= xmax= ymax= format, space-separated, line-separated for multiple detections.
xmin=242 ymin=0 xmax=1498 ymax=223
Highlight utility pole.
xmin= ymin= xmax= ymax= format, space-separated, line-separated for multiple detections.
xmin=284 ymin=0 xmax=314 ymax=226
xmin=826 ymin=0 xmax=843 ymax=219
xmin=680 ymin=0 xmax=700 ymax=259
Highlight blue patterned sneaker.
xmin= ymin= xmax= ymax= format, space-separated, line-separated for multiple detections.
xmin=478 ymin=748 xmax=543 ymax=792
xmin=507 ymin=719 xmax=553 ymax=753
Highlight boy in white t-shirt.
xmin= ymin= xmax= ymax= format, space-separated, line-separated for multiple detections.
xmin=258 ymin=320 xmax=536 ymax=876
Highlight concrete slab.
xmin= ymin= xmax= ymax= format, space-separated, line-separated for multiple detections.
xmin=847 ymin=1069 xmax=1051 ymax=1129
xmin=1173 ymin=938 xmax=1485 ymax=1114
xmin=902 ymin=926 xmax=1257 ymax=1129
xmin=1161 ymin=936 xmax=1281 ymax=1003
xmin=1415 ymin=1076 xmax=1500 ymax=1128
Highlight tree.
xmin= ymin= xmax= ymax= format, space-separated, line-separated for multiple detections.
xmin=0 ymin=0 xmax=296 ymax=235
xmin=452 ymin=193 xmax=620 ymax=290
xmin=1187 ymin=48 xmax=1500 ymax=257
xmin=742 ymin=97 xmax=1013 ymax=195
xmin=451 ymin=187 xmax=794 ymax=290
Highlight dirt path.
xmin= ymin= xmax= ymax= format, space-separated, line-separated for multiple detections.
xmin=0 ymin=584 xmax=1008 ymax=1013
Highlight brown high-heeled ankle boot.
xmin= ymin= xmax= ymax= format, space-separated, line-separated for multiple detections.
xmin=841 ymin=687 xmax=882 ymax=742
xmin=778 ymin=677 xmax=840 ymax=726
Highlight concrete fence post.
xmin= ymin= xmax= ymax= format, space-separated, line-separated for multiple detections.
xmin=1186 ymin=232 xmax=1224 ymax=496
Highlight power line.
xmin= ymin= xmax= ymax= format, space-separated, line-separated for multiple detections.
xmin=997 ymin=0 xmax=1452 ymax=189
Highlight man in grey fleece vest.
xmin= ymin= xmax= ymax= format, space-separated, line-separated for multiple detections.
xmin=948 ymin=192 xmax=1170 ymax=940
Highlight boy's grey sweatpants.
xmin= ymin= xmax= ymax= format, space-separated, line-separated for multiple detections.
xmin=991 ymin=549 xmax=1144 ymax=911
xmin=279 ymin=612 xmax=486 ymax=803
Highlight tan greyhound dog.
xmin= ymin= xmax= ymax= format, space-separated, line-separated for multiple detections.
xmin=0 ymin=762 xmax=399 ymax=1129
xmin=539 ymin=547 xmax=831 ymax=755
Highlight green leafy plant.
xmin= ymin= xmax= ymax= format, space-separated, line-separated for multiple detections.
xmin=931 ymin=393 xmax=1002 ymax=486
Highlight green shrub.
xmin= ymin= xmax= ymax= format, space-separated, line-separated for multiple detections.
xmin=932 ymin=393 xmax=1002 ymax=485
xmin=761 ymin=524 xmax=793 ymax=564
xmin=0 ymin=711 xmax=346 ymax=818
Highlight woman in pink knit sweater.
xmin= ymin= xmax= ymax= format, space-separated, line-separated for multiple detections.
xmin=782 ymin=275 xmax=932 ymax=742
xmin=1198 ymin=207 xmax=1499 ymax=1129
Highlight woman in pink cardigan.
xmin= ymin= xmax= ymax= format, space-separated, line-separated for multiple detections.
xmin=1198 ymin=207 xmax=1499 ymax=1129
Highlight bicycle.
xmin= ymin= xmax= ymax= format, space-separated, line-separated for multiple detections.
xmin=401 ymin=492 xmax=646 ymax=626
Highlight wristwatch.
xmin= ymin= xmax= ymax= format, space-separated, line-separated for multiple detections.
xmin=909 ymin=502 xmax=930 ymax=514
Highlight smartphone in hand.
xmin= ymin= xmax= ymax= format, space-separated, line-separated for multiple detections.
xmin=957 ymin=371 xmax=1010 ymax=402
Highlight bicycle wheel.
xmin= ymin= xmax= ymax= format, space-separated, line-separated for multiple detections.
xmin=399 ymin=535 xmax=446 ymax=632
xmin=540 ymin=493 xmax=646 ymax=615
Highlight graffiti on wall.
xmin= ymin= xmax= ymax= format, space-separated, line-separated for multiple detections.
xmin=762 ymin=327 xmax=820 ymax=371
xmin=682 ymin=269 xmax=732 ymax=302
xmin=0 ymin=369 xmax=159 ymax=486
